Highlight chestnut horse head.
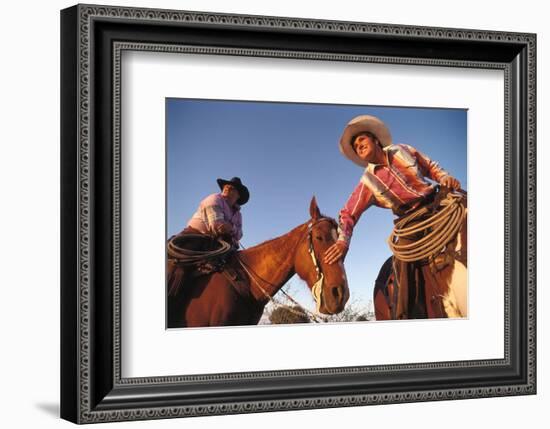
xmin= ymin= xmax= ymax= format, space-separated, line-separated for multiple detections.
xmin=293 ymin=197 xmax=350 ymax=315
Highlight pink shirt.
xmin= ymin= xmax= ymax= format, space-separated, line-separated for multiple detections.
xmin=338 ymin=144 xmax=449 ymax=244
xmin=187 ymin=193 xmax=243 ymax=243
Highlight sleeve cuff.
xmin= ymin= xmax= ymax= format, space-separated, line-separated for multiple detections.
xmin=337 ymin=234 xmax=350 ymax=246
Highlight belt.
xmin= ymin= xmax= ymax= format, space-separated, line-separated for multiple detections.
xmin=397 ymin=185 xmax=440 ymax=217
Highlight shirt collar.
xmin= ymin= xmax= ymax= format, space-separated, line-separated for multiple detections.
xmin=366 ymin=145 xmax=392 ymax=174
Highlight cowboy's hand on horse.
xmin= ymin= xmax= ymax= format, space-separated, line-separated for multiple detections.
xmin=439 ymin=175 xmax=461 ymax=190
xmin=324 ymin=240 xmax=348 ymax=265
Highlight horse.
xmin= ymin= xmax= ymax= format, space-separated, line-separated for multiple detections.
xmin=373 ymin=193 xmax=468 ymax=320
xmin=167 ymin=197 xmax=350 ymax=328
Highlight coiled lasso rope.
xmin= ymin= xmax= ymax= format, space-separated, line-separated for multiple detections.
xmin=167 ymin=234 xmax=232 ymax=265
xmin=388 ymin=191 xmax=466 ymax=262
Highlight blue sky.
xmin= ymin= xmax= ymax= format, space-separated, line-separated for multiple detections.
xmin=166 ymin=99 xmax=467 ymax=309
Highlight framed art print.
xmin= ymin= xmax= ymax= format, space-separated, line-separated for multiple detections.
xmin=61 ymin=4 xmax=536 ymax=424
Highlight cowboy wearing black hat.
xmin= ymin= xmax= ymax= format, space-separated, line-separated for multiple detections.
xmin=185 ymin=177 xmax=250 ymax=247
xmin=167 ymin=177 xmax=249 ymax=298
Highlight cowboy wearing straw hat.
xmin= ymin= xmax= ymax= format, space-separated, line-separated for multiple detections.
xmin=323 ymin=115 xmax=466 ymax=319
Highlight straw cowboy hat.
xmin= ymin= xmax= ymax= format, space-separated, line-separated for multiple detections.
xmin=216 ymin=176 xmax=250 ymax=205
xmin=339 ymin=115 xmax=393 ymax=167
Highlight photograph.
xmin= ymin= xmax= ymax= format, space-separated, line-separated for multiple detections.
xmin=165 ymin=99 xmax=468 ymax=328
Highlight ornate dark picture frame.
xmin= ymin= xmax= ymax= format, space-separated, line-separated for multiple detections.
xmin=61 ymin=4 xmax=536 ymax=424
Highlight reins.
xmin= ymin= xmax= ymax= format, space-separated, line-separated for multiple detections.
xmin=235 ymin=218 xmax=336 ymax=323
xmin=236 ymin=257 xmax=326 ymax=323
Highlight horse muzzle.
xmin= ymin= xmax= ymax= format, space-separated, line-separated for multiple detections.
xmin=317 ymin=282 xmax=349 ymax=315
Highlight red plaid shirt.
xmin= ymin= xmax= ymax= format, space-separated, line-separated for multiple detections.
xmin=338 ymin=144 xmax=449 ymax=244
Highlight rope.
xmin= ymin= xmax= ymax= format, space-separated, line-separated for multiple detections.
xmin=388 ymin=191 xmax=466 ymax=262
xmin=167 ymin=233 xmax=232 ymax=265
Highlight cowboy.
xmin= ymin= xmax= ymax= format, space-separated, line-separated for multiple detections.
xmin=167 ymin=177 xmax=249 ymax=298
xmin=185 ymin=176 xmax=249 ymax=247
xmin=323 ymin=115 xmax=466 ymax=318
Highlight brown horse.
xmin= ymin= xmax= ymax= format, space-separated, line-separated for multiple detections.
xmin=167 ymin=198 xmax=350 ymax=328
xmin=373 ymin=193 xmax=468 ymax=320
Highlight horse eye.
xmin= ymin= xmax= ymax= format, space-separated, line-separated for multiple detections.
xmin=315 ymin=235 xmax=323 ymax=241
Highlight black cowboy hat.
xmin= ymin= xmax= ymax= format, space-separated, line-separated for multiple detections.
xmin=216 ymin=177 xmax=250 ymax=205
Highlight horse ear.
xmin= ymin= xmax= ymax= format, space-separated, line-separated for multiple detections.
xmin=309 ymin=196 xmax=321 ymax=220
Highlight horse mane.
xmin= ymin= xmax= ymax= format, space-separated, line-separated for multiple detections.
xmin=240 ymin=214 xmax=336 ymax=257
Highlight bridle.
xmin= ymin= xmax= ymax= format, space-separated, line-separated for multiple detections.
xmin=305 ymin=218 xmax=338 ymax=312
